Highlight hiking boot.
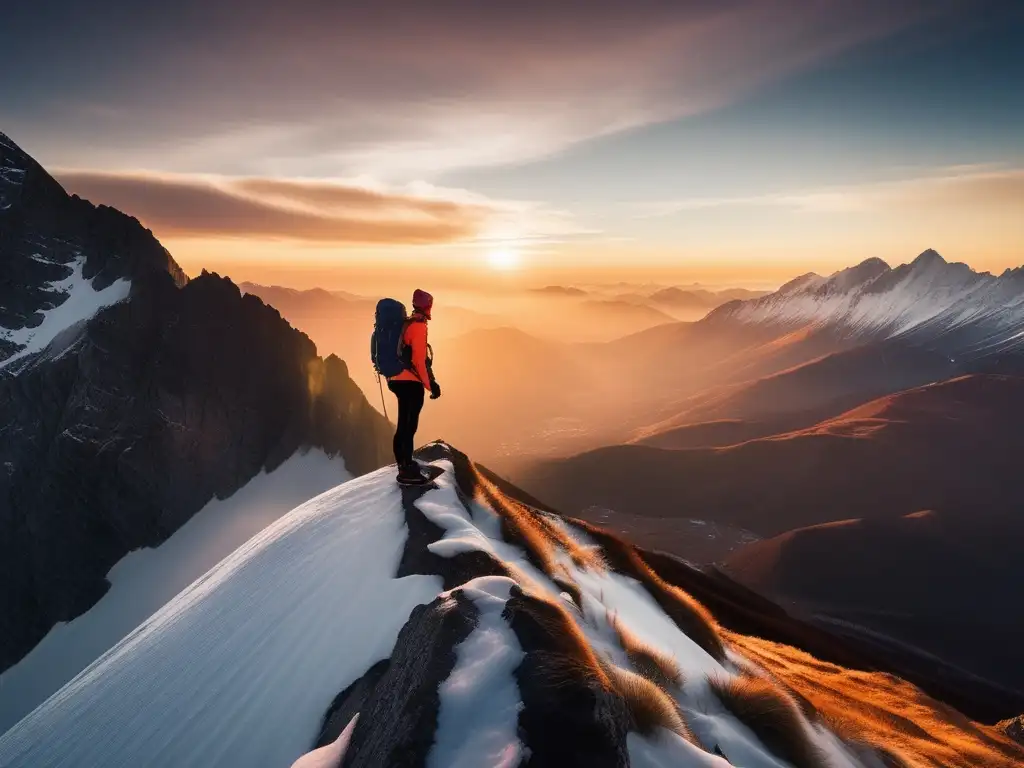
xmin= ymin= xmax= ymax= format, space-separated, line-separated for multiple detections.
xmin=397 ymin=463 xmax=429 ymax=486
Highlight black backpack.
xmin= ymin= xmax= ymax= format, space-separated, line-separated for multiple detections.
xmin=370 ymin=298 xmax=407 ymax=377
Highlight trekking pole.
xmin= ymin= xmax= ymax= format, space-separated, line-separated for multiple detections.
xmin=376 ymin=371 xmax=389 ymax=421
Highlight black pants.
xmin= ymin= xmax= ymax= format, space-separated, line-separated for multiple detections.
xmin=388 ymin=380 xmax=425 ymax=467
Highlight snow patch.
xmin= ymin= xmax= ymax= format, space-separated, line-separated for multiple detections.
xmin=0 ymin=449 xmax=350 ymax=733
xmin=0 ymin=256 xmax=130 ymax=369
xmin=419 ymin=462 xmax=563 ymax=601
xmin=627 ymin=729 xmax=728 ymax=767
xmin=429 ymin=576 xmax=524 ymax=768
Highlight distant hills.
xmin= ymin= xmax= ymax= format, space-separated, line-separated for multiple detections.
xmin=519 ymin=374 xmax=1024 ymax=535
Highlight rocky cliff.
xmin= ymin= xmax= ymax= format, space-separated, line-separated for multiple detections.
xmin=0 ymin=132 xmax=393 ymax=671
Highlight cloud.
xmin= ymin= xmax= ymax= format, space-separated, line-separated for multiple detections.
xmin=10 ymin=0 xmax=943 ymax=178
xmin=56 ymin=170 xmax=597 ymax=249
xmin=57 ymin=171 xmax=491 ymax=244
xmin=638 ymin=166 xmax=1024 ymax=216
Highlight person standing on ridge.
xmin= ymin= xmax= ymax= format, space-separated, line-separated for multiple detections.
xmin=388 ymin=289 xmax=441 ymax=485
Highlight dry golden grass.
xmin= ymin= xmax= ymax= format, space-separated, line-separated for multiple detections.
xmin=609 ymin=614 xmax=682 ymax=692
xmin=569 ymin=518 xmax=728 ymax=662
xmin=605 ymin=663 xmax=696 ymax=743
xmin=727 ymin=631 xmax=1024 ymax=768
xmin=473 ymin=468 xmax=604 ymax=579
xmin=661 ymin=583 xmax=726 ymax=662
xmin=514 ymin=588 xmax=701 ymax=746
xmin=709 ymin=672 xmax=828 ymax=768
xmin=515 ymin=589 xmax=613 ymax=691
xmin=443 ymin=447 xmax=1024 ymax=767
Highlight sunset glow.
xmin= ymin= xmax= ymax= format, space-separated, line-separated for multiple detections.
xmin=486 ymin=247 xmax=522 ymax=271
xmin=4 ymin=1 xmax=1022 ymax=286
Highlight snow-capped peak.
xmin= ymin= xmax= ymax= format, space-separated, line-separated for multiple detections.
xmin=822 ymin=257 xmax=891 ymax=293
xmin=1 ymin=443 xmax=1016 ymax=767
xmin=911 ymin=248 xmax=946 ymax=267
xmin=708 ymin=249 xmax=1024 ymax=358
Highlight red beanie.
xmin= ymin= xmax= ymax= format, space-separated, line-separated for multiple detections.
xmin=412 ymin=288 xmax=433 ymax=318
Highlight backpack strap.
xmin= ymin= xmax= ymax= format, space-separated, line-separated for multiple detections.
xmin=397 ymin=315 xmax=425 ymax=370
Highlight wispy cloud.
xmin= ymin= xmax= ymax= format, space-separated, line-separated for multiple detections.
xmin=56 ymin=170 xmax=594 ymax=248
xmin=637 ymin=165 xmax=1024 ymax=216
xmin=57 ymin=171 xmax=490 ymax=244
xmin=14 ymin=1 xmax=941 ymax=179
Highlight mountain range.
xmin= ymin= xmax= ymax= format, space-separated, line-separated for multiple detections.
xmin=709 ymin=251 xmax=1024 ymax=362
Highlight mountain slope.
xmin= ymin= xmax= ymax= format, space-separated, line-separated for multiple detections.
xmin=0 ymin=132 xmax=393 ymax=675
xmin=519 ymin=375 xmax=1024 ymax=538
xmin=722 ymin=505 xmax=1024 ymax=701
xmin=1 ymin=444 xmax=1020 ymax=767
xmin=640 ymin=338 xmax=959 ymax=433
xmin=615 ymin=250 xmax=1023 ymax=449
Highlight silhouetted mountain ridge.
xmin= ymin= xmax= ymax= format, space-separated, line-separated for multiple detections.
xmin=0 ymin=132 xmax=392 ymax=672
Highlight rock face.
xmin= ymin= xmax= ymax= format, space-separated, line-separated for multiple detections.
xmin=0 ymin=131 xmax=186 ymax=359
xmin=0 ymin=132 xmax=393 ymax=671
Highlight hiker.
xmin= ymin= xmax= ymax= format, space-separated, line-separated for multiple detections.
xmin=384 ymin=289 xmax=440 ymax=484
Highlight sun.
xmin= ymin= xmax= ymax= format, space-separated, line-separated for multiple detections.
xmin=486 ymin=247 xmax=522 ymax=271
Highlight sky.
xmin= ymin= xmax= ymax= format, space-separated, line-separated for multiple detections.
xmin=3 ymin=0 xmax=1022 ymax=290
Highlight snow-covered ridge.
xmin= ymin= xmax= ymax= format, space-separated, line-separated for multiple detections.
xmin=0 ymin=255 xmax=130 ymax=370
xmin=0 ymin=450 xmax=350 ymax=734
xmin=1 ymin=443 xmax=1019 ymax=767
xmin=710 ymin=250 xmax=1024 ymax=357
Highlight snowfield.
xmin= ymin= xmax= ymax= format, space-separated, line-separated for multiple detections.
xmin=1 ymin=445 xmax=1019 ymax=767
xmin=0 ymin=450 xmax=350 ymax=733
xmin=0 ymin=255 xmax=131 ymax=369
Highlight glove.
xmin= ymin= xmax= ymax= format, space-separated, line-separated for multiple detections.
xmin=430 ymin=381 xmax=441 ymax=400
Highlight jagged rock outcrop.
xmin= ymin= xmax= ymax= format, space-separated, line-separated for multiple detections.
xmin=997 ymin=715 xmax=1024 ymax=745
xmin=0 ymin=132 xmax=393 ymax=671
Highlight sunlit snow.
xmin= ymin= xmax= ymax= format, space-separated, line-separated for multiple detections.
xmin=0 ymin=465 xmax=441 ymax=767
xmin=0 ymin=456 xmax=889 ymax=767
xmin=429 ymin=576 xmax=525 ymax=768
xmin=0 ymin=450 xmax=350 ymax=733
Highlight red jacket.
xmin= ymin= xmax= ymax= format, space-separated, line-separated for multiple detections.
xmin=388 ymin=315 xmax=431 ymax=390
